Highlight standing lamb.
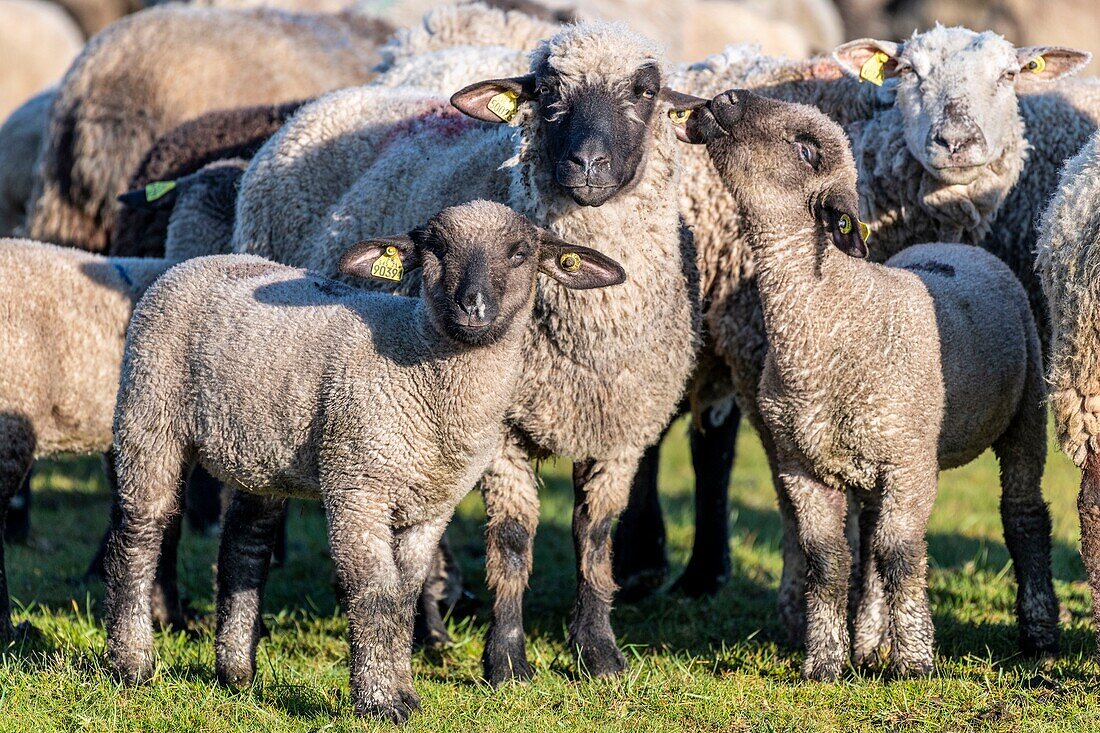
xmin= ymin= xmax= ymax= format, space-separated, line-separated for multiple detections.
xmin=1035 ymin=129 xmax=1100 ymax=660
xmin=232 ymin=22 xmax=702 ymax=684
xmin=104 ymin=201 xmax=627 ymax=722
xmin=677 ymin=88 xmax=1057 ymax=677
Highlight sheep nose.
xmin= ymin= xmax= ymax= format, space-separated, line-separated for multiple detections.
xmin=457 ymin=289 xmax=487 ymax=321
xmin=710 ymin=90 xmax=746 ymax=132
xmin=933 ymin=128 xmax=984 ymax=156
xmin=568 ymin=147 xmax=611 ymax=176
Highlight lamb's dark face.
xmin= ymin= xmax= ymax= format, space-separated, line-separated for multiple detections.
xmin=339 ymin=202 xmax=627 ymax=346
xmin=678 ymin=91 xmax=868 ymax=258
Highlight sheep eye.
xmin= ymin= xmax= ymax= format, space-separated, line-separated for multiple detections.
xmin=639 ymin=88 xmax=656 ymax=100
xmin=1002 ymin=69 xmax=1018 ymax=83
xmin=794 ymin=141 xmax=819 ymax=169
xmin=509 ymin=244 xmax=528 ymax=266
xmin=537 ymin=84 xmax=551 ymax=97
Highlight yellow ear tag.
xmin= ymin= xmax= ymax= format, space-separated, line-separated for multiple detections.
xmin=487 ymin=90 xmax=519 ymax=122
xmin=858 ymin=50 xmax=890 ymax=86
xmin=144 ymin=180 xmax=177 ymax=202
xmin=1027 ymin=55 xmax=1046 ymax=74
xmin=370 ymin=245 xmax=403 ymax=282
xmin=559 ymin=251 xmax=582 ymax=272
xmin=669 ymin=108 xmax=692 ymax=126
xmin=838 ymin=214 xmax=853 ymax=235
xmin=858 ymin=220 xmax=871 ymax=242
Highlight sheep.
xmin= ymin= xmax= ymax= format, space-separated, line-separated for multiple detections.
xmin=232 ymin=22 xmax=701 ymax=684
xmin=0 ymin=163 xmax=241 ymax=634
xmin=677 ymin=88 xmax=1057 ymax=678
xmin=49 ymin=0 xmax=141 ymax=37
xmin=1035 ymin=130 xmax=1100 ymax=659
xmin=23 ymin=3 xmax=393 ymax=254
xmin=103 ymin=200 xmax=627 ymax=722
xmin=0 ymin=0 xmax=82 ymax=121
xmin=0 ymin=89 xmax=53 ymax=238
xmin=110 ymin=101 xmax=306 ymax=259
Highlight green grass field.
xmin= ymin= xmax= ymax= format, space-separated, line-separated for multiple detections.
xmin=0 ymin=419 xmax=1097 ymax=731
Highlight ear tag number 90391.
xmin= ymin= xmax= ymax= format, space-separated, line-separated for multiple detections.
xmin=370 ymin=245 xmax=403 ymax=282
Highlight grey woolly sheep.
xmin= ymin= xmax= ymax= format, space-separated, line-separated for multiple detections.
xmin=1035 ymin=129 xmax=1100 ymax=659
xmin=110 ymin=100 xmax=306 ymax=258
xmin=232 ymin=21 xmax=702 ymax=685
xmin=104 ymin=201 xmax=627 ymax=723
xmin=24 ymin=3 xmax=392 ymax=254
xmin=679 ymin=89 xmax=1057 ymax=678
xmin=0 ymin=0 xmax=82 ymax=121
xmin=0 ymin=89 xmax=53 ymax=237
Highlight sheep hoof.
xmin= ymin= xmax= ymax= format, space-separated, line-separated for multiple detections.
xmin=801 ymin=654 xmax=845 ymax=682
xmin=482 ymin=641 xmax=534 ymax=687
xmin=670 ymin=562 xmax=730 ymax=599
xmin=357 ymin=688 xmax=420 ymax=724
xmin=887 ymin=657 xmax=934 ymax=678
xmin=216 ymin=664 xmax=255 ymax=689
xmin=573 ymin=636 xmax=627 ymax=678
xmin=109 ymin=651 xmax=155 ymax=686
xmin=1019 ymin=627 xmax=1060 ymax=658
xmin=615 ymin=566 xmax=667 ymax=603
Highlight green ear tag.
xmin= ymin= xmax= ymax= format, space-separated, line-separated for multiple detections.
xmin=144 ymin=180 xmax=177 ymax=202
xmin=859 ymin=51 xmax=890 ymax=86
xmin=487 ymin=90 xmax=519 ymax=122
xmin=370 ymin=245 xmax=403 ymax=282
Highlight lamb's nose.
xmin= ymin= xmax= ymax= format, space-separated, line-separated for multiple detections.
xmin=458 ymin=290 xmax=487 ymax=320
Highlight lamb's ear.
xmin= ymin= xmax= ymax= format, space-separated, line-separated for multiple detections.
xmin=1015 ymin=46 xmax=1092 ymax=89
xmin=451 ymin=74 xmax=537 ymax=124
xmin=821 ymin=206 xmax=869 ymax=259
xmin=117 ymin=180 xmax=178 ymax=211
xmin=537 ymin=231 xmax=626 ymax=290
xmin=338 ymin=234 xmax=420 ymax=281
xmin=833 ymin=38 xmax=902 ymax=86
xmin=659 ymin=89 xmax=710 ymax=143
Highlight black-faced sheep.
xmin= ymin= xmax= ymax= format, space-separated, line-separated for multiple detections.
xmin=104 ymin=200 xmax=627 ymax=722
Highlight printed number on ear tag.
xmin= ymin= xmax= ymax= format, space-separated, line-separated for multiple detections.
xmin=669 ymin=108 xmax=692 ymax=125
xmin=859 ymin=51 xmax=890 ymax=86
xmin=370 ymin=245 xmax=403 ymax=282
xmin=145 ymin=180 xmax=177 ymax=202
xmin=559 ymin=252 xmax=582 ymax=273
xmin=1027 ymin=56 xmax=1046 ymax=73
xmin=487 ymin=90 xmax=519 ymax=122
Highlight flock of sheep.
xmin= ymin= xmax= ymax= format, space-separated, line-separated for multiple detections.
xmin=3 ymin=0 xmax=1100 ymax=724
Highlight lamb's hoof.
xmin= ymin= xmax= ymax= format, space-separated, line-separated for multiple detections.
xmin=615 ymin=566 xmax=667 ymax=604
xmin=216 ymin=662 xmax=255 ymax=689
xmin=109 ymin=651 xmax=155 ymax=686
xmin=852 ymin=645 xmax=890 ymax=672
xmin=802 ymin=654 xmax=844 ymax=682
xmin=670 ymin=562 xmax=730 ymax=598
xmin=357 ymin=688 xmax=420 ymax=724
xmin=482 ymin=637 xmax=533 ymax=687
xmin=413 ymin=624 xmax=451 ymax=651
xmin=572 ymin=634 xmax=627 ymax=678
xmin=888 ymin=657 xmax=934 ymax=678
xmin=1019 ymin=626 xmax=1060 ymax=658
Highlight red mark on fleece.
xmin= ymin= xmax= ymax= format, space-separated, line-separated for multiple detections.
xmin=376 ymin=101 xmax=481 ymax=152
xmin=808 ymin=59 xmax=844 ymax=80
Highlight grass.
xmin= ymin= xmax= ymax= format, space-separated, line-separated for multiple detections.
xmin=0 ymin=419 xmax=1097 ymax=731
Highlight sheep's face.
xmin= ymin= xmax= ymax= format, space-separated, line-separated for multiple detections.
xmin=339 ymin=201 xmax=626 ymax=346
xmin=835 ymin=27 xmax=1091 ymax=185
xmin=451 ymin=23 xmax=681 ymax=207
xmin=676 ymin=91 xmax=867 ymax=258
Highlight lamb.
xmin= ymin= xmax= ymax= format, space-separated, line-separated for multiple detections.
xmin=103 ymin=201 xmax=627 ymax=722
xmin=232 ymin=22 xmax=702 ymax=684
xmin=0 ymin=163 xmax=241 ymax=634
xmin=1035 ymin=130 xmax=1100 ymax=659
xmin=0 ymin=89 xmax=53 ymax=237
xmin=23 ymin=3 xmax=393 ymax=254
xmin=677 ymin=88 xmax=1057 ymax=678
xmin=0 ymin=0 xmax=82 ymax=121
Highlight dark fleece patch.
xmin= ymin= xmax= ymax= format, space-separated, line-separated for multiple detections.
xmin=906 ymin=261 xmax=955 ymax=278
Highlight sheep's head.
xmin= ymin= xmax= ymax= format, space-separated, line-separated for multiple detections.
xmin=451 ymin=23 xmax=687 ymax=207
xmin=674 ymin=90 xmax=868 ymax=259
xmin=339 ymin=201 xmax=625 ymax=345
xmin=835 ymin=26 xmax=1091 ymax=185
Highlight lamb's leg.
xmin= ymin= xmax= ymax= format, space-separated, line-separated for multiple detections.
xmin=1081 ymin=451 xmax=1100 ymax=662
xmin=393 ymin=516 xmax=451 ymax=698
xmin=214 ymin=488 xmax=285 ymax=687
xmin=993 ymin=393 xmax=1059 ymax=656
xmin=782 ymin=464 xmax=850 ymax=681
xmin=673 ymin=401 xmax=740 ymax=597
xmin=413 ymin=534 xmax=456 ymax=649
xmin=324 ymin=489 xmax=417 ymax=723
xmin=0 ymin=420 xmax=35 ymax=640
xmin=481 ymin=436 xmax=539 ymax=686
xmin=761 ymin=423 xmax=807 ymax=646
xmin=569 ymin=453 xmax=640 ymax=678
xmin=852 ymin=492 xmax=889 ymax=668
xmin=611 ymin=442 xmax=667 ymax=602
xmin=4 ymin=471 xmax=31 ymax=546
xmin=875 ymin=465 xmax=936 ymax=677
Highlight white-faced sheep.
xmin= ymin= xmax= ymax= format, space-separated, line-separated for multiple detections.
xmin=232 ymin=22 xmax=702 ymax=684
xmin=1035 ymin=129 xmax=1100 ymax=660
xmin=24 ymin=3 xmax=393 ymax=254
xmin=677 ymin=89 xmax=1057 ymax=678
xmin=0 ymin=0 xmax=82 ymax=121
xmin=104 ymin=201 xmax=626 ymax=723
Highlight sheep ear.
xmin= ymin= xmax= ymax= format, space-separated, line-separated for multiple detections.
xmin=659 ymin=89 xmax=710 ymax=143
xmin=117 ymin=180 xmax=178 ymax=211
xmin=820 ymin=206 xmax=868 ymax=259
xmin=537 ymin=231 xmax=626 ymax=290
xmin=451 ymin=74 xmax=537 ymax=124
xmin=1015 ymin=46 xmax=1092 ymax=89
xmin=339 ymin=234 xmax=419 ymax=281
xmin=833 ymin=38 xmax=901 ymax=86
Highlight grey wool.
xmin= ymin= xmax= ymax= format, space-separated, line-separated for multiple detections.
xmin=680 ymin=90 xmax=1057 ymax=679
xmin=1035 ymin=130 xmax=1100 ymax=659
xmin=103 ymin=201 xmax=627 ymax=723
xmin=0 ymin=89 xmax=53 ymax=237
xmin=23 ymin=3 xmax=393 ymax=254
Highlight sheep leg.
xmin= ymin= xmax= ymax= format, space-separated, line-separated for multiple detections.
xmin=325 ymin=489 xmax=419 ymax=723
xmin=4 ymin=471 xmax=31 ymax=546
xmin=875 ymin=465 xmax=936 ymax=677
xmin=481 ymin=437 xmax=539 ymax=686
xmin=851 ymin=491 xmax=890 ymax=668
xmin=673 ymin=401 xmax=740 ymax=597
xmin=782 ymin=464 xmax=850 ymax=681
xmin=214 ymin=488 xmax=285 ymax=687
xmin=611 ymin=442 xmax=667 ymax=602
xmin=993 ymin=395 xmax=1059 ymax=656
xmin=0 ymin=419 xmax=35 ymax=640
xmin=568 ymin=453 xmax=639 ymax=678
xmin=1080 ymin=451 xmax=1100 ymax=662
xmin=184 ymin=464 xmax=222 ymax=535
xmin=413 ymin=533 xmax=458 ymax=649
